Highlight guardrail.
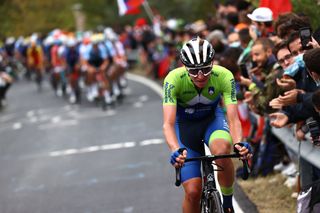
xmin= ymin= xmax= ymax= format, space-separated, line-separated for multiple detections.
xmin=272 ymin=127 xmax=320 ymax=169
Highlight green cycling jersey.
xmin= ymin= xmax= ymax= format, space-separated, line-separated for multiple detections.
xmin=163 ymin=65 xmax=237 ymax=120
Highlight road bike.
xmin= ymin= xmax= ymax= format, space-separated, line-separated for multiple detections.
xmin=175 ymin=148 xmax=250 ymax=213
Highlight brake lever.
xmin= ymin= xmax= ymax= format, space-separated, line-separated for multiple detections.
xmin=233 ymin=144 xmax=251 ymax=180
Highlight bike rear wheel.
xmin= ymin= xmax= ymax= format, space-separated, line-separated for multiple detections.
xmin=201 ymin=190 xmax=224 ymax=213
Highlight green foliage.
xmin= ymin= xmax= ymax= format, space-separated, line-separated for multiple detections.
xmin=0 ymin=0 xmax=77 ymax=38
xmin=291 ymin=0 xmax=320 ymax=30
xmin=0 ymin=0 xmax=319 ymax=38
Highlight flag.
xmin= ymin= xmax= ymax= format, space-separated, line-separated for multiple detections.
xmin=260 ymin=0 xmax=292 ymax=19
xmin=117 ymin=0 xmax=144 ymax=16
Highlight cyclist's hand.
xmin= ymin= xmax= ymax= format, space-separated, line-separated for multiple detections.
xmin=234 ymin=142 xmax=252 ymax=160
xmin=170 ymin=148 xmax=187 ymax=168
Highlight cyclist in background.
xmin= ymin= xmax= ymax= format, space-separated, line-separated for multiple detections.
xmin=162 ymin=37 xmax=252 ymax=213
xmin=50 ymin=36 xmax=67 ymax=97
xmin=26 ymin=36 xmax=44 ymax=90
xmin=82 ymin=34 xmax=111 ymax=106
xmin=65 ymin=37 xmax=81 ymax=104
xmin=104 ymin=28 xmax=128 ymax=100
xmin=0 ymin=52 xmax=13 ymax=108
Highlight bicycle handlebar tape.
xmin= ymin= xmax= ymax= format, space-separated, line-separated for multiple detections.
xmin=241 ymin=159 xmax=250 ymax=180
xmin=175 ymin=168 xmax=181 ymax=187
xmin=233 ymin=142 xmax=251 ymax=180
xmin=174 ymin=148 xmax=186 ymax=187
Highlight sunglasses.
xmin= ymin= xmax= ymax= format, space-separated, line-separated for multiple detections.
xmin=278 ymin=54 xmax=292 ymax=65
xmin=186 ymin=65 xmax=212 ymax=77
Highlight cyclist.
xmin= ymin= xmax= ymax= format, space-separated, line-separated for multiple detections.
xmin=162 ymin=37 xmax=252 ymax=213
xmin=82 ymin=34 xmax=112 ymax=105
xmin=65 ymin=37 xmax=81 ymax=104
xmin=50 ymin=36 xmax=67 ymax=97
xmin=26 ymin=37 xmax=44 ymax=90
xmin=104 ymin=28 xmax=128 ymax=100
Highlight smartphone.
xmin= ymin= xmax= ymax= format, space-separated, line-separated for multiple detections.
xmin=239 ymin=63 xmax=249 ymax=78
xmin=299 ymin=27 xmax=312 ymax=50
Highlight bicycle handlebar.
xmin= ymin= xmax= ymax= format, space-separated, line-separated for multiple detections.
xmin=175 ymin=153 xmax=250 ymax=187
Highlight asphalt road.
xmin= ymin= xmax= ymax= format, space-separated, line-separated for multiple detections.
xmin=0 ymin=74 xmax=184 ymax=213
xmin=0 ymin=73 xmax=257 ymax=213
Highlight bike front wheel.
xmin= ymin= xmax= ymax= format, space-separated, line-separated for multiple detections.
xmin=201 ymin=190 xmax=224 ymax=213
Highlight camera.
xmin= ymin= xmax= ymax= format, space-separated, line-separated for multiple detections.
xmin=306 ymin=117 xmax=320 ymax=145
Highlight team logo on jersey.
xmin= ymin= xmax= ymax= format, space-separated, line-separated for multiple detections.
xmin=185 ymin=108 xmax=195 ymax=114
xmin=208 ymin=87 xmax=215 ymax=95
xmin=230 ymin=79 xmax=237 ymax=102
xmin=164 ymin=82 xmax=175 ymax=103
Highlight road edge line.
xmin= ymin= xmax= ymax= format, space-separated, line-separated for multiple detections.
xmin=127 ymin=72 xmax=163 ymax=97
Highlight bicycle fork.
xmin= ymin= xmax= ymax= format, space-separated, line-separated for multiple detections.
xmin=201 ymin=161 xmax=223 ymax=213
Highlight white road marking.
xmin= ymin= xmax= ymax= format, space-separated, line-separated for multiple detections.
xmin=27 ymin=110 xmax=35 ymax=117
xmin=79 ymin=146 xmax=101 ymax=153
xmin=38 ymin=119 xmax=78 ymax=130
xmin=49 ymin=140 xmax=160 ymax=157
xmin=29 ymin=117 xmax=38 ymax=123
xmin=133 ymin=102 xmax=143 ymax=108
xmin=0 ymin=113 xmax=17 ymax=123
xmin=127 ymin=73 xmax=163 ymax=97
xmin=63 ymin=105 xmax=72 ymax=111
xmin=140 ymin=138 xmax=164 ymax=146
xmin=67 ymin=109 xmax=116 ymax=119
xmin=51 ymin=116 xmax=61 ymax=123
xmin=123 ymin=206 xmax=134 ymax=213
xmin=39 ymin=115 xmax=50 ymax=122
xmin=139 ymin=95 xmax=149 ymax=102
xmin=13 ymin=122 xmax=22 ymax=130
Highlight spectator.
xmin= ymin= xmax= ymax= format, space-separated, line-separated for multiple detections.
xmin=247 ymin=7 xmax=274 ymax=40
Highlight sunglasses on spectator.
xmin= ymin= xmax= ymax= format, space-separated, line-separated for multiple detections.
xmin=186 ymin=65 xmax=212 ymax=77
xmin=278 ymin=54 xmax=293 ymax=65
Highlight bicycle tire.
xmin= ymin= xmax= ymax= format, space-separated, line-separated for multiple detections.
xmin=201 ymin=190 xmax=224 ymax=213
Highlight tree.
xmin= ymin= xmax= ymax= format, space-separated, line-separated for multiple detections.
xmin=0 ymin=0 xmax=319 ymax=37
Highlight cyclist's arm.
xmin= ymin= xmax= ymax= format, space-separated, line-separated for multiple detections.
xmin=98 ymin=44 xmax=110 ymax=71
xmin=163 ymin=72 xmax=179 ymax=152
xmin=225 ymin=104 xmax=243 ymax=144
xmin=163 ymin=105 xmax=179 ymax=152
xmin=220 ymin=67 xmax=243 ymax=144
xmin=82 ymin=59 xmax=96 ymax=73
xmin=99 ymin=58 xmax=109 ymax=72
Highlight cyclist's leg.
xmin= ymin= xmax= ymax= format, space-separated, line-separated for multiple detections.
xmin=107 ymin=64 xmax=122 ymax=99
xmin=86 ymin=67 xmax=98 ymax=102
xmin=182 ymin=178 xmax=202 ymax=213
xmin=175 ymin=120 xmax=205 ymax=213
xmin=204 ymin=107 xmax=235 ymax=211
xmin=100 ymin=68 xmax=112 ymax=105
xmin=35 ymin=66 xmax=44 ymax=91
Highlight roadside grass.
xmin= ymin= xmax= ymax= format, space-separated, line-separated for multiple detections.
xmin=237 ymin=173 xmax=297 ymax=213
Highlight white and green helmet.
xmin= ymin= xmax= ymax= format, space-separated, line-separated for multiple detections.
xmin=180 ymin=37 xmax=215 ymax=68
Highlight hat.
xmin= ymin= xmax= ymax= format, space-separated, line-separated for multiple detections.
xmin=247 ymin=7 xmax=273 ymax=22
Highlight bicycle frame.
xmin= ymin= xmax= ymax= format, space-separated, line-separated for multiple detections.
xmin=175 ymin=153 xmax=250 ymax=213
xmin=200 ymin=155 xmax=234 ymax=213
